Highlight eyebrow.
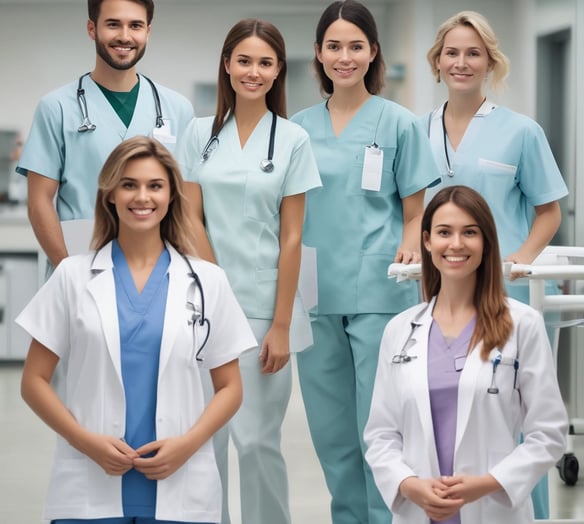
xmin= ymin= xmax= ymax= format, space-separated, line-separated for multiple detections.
xmin=325 ymin=38 xmax=367 ymax=44
xmin=235 ymin=53 xmax=275 ymax=60
xmin=120 ymin=177 xmax=166 ymax=183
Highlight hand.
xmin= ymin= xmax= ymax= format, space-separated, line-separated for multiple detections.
xmin=76 ymin=431 xmax=138 ymax=476
xmin=400 ymin=476 xmax=464 ymax=521
xmin=133 ymin=436 xmax=195 ymax=480
xmin=439 ymin=474 xmax=502 ymax=504
xmin=504 ymin=253 xmax=531 ymax=281
xmin=395 ymin=247 xmax=420 ymax=264
xmin=259 ymin=324 xmax=290 ymax=374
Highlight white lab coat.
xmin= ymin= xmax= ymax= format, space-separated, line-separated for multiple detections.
xmin=364 ymin=297 xmax=568 ymax=524
xmin=16 ymin=242 xmax=257 ymax=522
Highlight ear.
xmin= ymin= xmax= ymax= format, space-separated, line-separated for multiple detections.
xmin=369 ymin=42 xmax=379 ymax=63
xmin=87 ymin=19 xmax=96 ymax=41
xmin=146 ymin=24 xmax=152 ymax=41
xmin=275 ymin=61 xmax=283 ymax=78
xmin=423 ymin=231 xmax=431 ymax=252
xmin=314 ymin=42 xmax=323 ymax=64
xmin=223 ymin=56 xmax=230 ymax=75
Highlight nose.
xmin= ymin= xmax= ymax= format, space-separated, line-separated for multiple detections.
xmin=449 ymin=233 xmax=464 ymax=248
xmin=248 ymin=64 xmax=259 ymax=77
xmin=118 ymin=25 xmax=132 ymax=42
xmin=339 ymin=47 xmax=350 ymax=61
xmin=135 ymin=185 xmax=150 ymax=201
xmin=455 ymin=54 xmax=466 ymax=68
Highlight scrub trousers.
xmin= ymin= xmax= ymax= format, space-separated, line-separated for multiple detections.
xmin=210 ymin=319 xmax=292 ymax=524
xmin=296 ymin=313 xmax=394 ymax=524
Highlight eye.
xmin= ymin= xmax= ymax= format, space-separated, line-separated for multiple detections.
xmin=352 ymin=44 xmax=364 ymax=51
xmin=437 ymin=229 xmax=450 ymax=237
xmin=238 ymin=58 xmax=249 ymax=65
xmin=261 ymin=60 xmax=274 ymax=68
xmin=326 ymin=43 xmax=339 ymax=51
xmin=121 ymin=181 xmax=135 ymax=189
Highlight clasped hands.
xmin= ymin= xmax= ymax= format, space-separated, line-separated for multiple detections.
xmin=400 ymin=474 xmax=499 ymax=521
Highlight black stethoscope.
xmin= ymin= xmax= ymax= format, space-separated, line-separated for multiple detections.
xmin=182 ymin=255 xmax=210 ymax=363
xmin=200 ymin=111 xmax=277 ymax=173
xmin=76 ymin=72 xmax=164 ymax=133
xmin=391 ymin=305 xmax=428 ymax=364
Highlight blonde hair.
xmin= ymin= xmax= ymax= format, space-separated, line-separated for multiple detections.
xmin=91 ymin=136 xmax=197 ymax=257
xmin=427 ymin=10 xmax=510 ymax=91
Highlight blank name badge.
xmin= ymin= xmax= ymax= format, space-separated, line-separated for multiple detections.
xmin=361 ymin=145 xmax=383 ymax=191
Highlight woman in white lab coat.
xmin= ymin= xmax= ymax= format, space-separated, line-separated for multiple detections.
xmin=364 ymin=185 xmax=568 ymax=524
xmin=17 ymin=136 xmax=256 ymax=523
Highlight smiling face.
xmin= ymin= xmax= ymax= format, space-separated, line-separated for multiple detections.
xmin=88 ymin=0 xmax=150 ymax=71
xmin=437 ymin=24 xmax=491 ymax=96
xmin=224 ymin=35 xmax=281 ymax=106
xmin=316 ymin=18 xmax=377 ymax=92
xmin=108 ymin=156 xmax=171 ymax=238
xmin=424 ymin=201 xmax=484 ymax=284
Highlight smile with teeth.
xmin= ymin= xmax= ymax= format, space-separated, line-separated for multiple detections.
xmin=445 ymin=255 xmax=468 ymax=262
xmin=131 ymin=208 xmax=154 ymax=216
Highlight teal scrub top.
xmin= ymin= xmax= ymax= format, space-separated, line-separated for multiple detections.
xmin=176 ymin=112 xmax=322 ymax=319
xmin=292 ymin=96 xmax=440 ymax=315
xmin=424 ymin=100 xmax=568 ymax=260
xmin=17 ymin=74 xmax=194 ymax=221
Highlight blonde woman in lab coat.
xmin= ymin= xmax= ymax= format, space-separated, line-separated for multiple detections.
xmin=18 ymin=136 xmax=256 ymax=523
xmin=364 ymin=185 xmax=568 ymax=524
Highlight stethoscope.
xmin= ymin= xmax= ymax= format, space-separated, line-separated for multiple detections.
xmin=182 ymin=255 xmax=210 ymax=363
xmin=76 ymin=72 xmax=164 ymax=133
xmin=200 ymin=111 xmax=277 ymax=173
xmin=487 ymin=352 xmax=519 ymax=394
xmin=391 ymin=305 xmax=428 ymax=364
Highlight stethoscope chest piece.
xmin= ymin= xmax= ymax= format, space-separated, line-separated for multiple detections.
xmin=260 ymin=159 xmax=274 ymax=173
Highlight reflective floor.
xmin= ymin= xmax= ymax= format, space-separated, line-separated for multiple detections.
xmin=1 ymin=359 xmax=583 ymax=523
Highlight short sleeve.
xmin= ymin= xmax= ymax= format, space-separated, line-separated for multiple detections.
xmin=282 ymin=124 xmax=322 ymax=197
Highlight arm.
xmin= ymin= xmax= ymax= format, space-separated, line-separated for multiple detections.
xmin=396 ymin=190 xmax=425 ymax=264
xmin=27 ymin=172 xmax=69 ymax=267
xmin=183 ymin=181 xmax=217 ymax=263
xmin=133 ymin=358 xmax=242 ymax=480
xmin=504 ymin=200 xmax=561 ymax=264
xmin=259 ymin=192 xmax=305 ymax=374
xmin=21 ymin=339 xmax=137 ymax=474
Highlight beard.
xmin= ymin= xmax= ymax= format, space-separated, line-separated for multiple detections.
xmin=94 ymin=32 xmax=146 ymax=71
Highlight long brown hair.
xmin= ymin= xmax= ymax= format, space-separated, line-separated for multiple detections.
xmin=421 ymin=186 xmax=512 ymax=360
xmin=91 ymin=136 xmax=196 ymax=256
xmin=212 ymin=18 xmax=287 ymax=137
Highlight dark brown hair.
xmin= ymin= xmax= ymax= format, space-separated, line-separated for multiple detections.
xmin=313 ymin=0 xmax=386 ymax=96
xmin=421 ymin=185 xmax=512 ymax=360
xmin=88 ymin=0 xmax=154 ymax=25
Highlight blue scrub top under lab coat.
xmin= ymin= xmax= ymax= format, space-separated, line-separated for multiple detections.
xmin=292 ymin=96 xmax=440 ymax=315
xmin=16 ymin=74 xmax=194 ymax=221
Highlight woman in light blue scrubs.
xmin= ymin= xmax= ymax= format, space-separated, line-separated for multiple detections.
xmin=176 ymin=19 xmax=321 ymax=524
xmin=424 ymin=11 xmax=569 ymax=519
xmin=290 ymin=2 xmax=439 ymax=523
xmin=18 ymin=137 xmax=256 ymax=524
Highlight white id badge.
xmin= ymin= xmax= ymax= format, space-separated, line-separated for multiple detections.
xmin=361 ymin=145 xmax=383 ymax=191
xmin=153 ymin=119 xmax=177 ymax=144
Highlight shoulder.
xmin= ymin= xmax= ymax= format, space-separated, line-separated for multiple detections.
xmin=374 ymin=96 xmax=417 ymax=121
xmin=276 ymin=115 xmax=311 ymax=141
xmin=490 ymin=106 xmax=543 ymax=133
xmin=386 ymin=301 xmax=430 ymax=330
xmin=144 ymin=78 xmax=193 ymax=111
xmin=290 ymin=102 xmax=326 ymax=126
xmin=36 ymin=79 xmax=78 ymax=108
xmin=506 ymin=297 xmax=543 ymax=324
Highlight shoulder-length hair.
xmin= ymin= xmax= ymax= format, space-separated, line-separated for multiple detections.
xmin=88 ymin=0 xmax=154 ymax=25
xmin=427 ymin=10 xmax=510 ymax=92
xmin=212 ymin=18 xmax=287 ymax=137
xmin=91 ymin=136 xmax=196 ymax=256
xmin=313 ymin=0 xmax=386 ymax=97
xmin=421 ymin=185 xmax=512 ymax=360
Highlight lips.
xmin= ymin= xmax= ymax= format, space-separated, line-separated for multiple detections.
xmin=131 ymin=208 xmax=154 ymax=216
xmin=445 ymin=255 xmax=468 ymax=262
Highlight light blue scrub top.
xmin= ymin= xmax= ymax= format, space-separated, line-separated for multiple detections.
xmin=291 ymin=96 xmax=440 ymax=314
xmin=424 ymin=100 xmax=568 ymax=302
xmin=17 ymin=74 xmax=194 ymax=221
xmin=112 ymin=240 xmax=170 ymax=518
xmin=176 ymin=112 xmax=322 ymax=319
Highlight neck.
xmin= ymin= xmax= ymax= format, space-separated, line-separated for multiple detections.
xmin=445 ymin=92 xmax=486 ymax=121
xmin=434 ymin=276 xmax=476 ymax=316
xmin=116 ymin=230 xmax=165 ymax=267
xmin=234 ymin=98 xmax=269 ymax=124
xmin=327 ymin=84 xmax=371 ymax=112
xmin=91 ymin=62 xmax=138 ymax=92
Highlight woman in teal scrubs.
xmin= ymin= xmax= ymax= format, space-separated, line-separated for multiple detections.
xmin=424 ymin=11 xmax=569 ymax=518
xmin=177 ymin=19 xmax=321 ymax=524
xmin=291 ymin=2 xmax=439 ymax=523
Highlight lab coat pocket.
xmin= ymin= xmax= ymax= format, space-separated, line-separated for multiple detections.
xmin=45 ymin=457 xmax=88 ymax=512
xmin=184 ymin=453 xmax=222 ymax=512
xmin=347 ymin=146 xmax=397 ymax=197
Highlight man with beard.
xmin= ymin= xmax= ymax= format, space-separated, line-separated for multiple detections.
xmin=17 ymin=0 xmax=194 ymax=270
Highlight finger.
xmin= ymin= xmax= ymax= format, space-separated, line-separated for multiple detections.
xmin=135 ymin=441 xmax=161 ymax=457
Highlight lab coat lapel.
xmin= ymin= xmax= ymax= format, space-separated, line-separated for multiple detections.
xmin=454 ymin=343 xmax=483 ymax=452
xmin=408 ymin=299 xmax=441 ymax=472
xmin=87 ymin=243 xmax=123 ymax=381
xmin=157 ymin=244 xmax=187 ymax=376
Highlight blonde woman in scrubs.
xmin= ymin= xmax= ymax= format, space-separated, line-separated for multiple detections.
xmin=424 ymin=12 xmax=568 ymax=517
xmin=176 ymin=19 xmax=321 ymax=524
xmin=18 ymin=136 xmax=256 ymax=523
xmin=290 ymin=2 xmax=439 ymax=523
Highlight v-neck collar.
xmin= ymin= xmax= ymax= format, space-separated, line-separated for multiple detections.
xmin=112 ymin=240 xmax=170 ymax=313
xmin=323 ymin=95 xmax=378 ymax=139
